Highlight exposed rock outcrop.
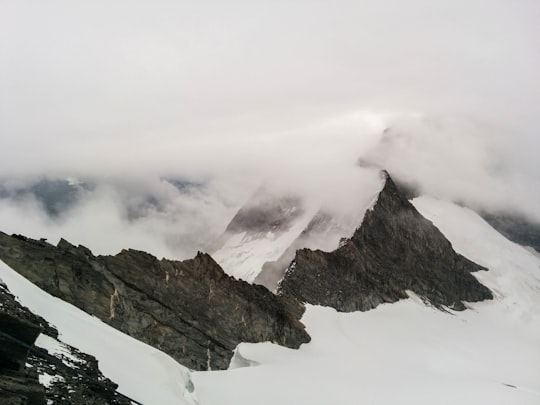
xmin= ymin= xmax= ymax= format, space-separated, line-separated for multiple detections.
xmin=0 ymin=281 xmax=130 ymax=404
xmin=0 ymin=236 xmax=310 ymax=371
xmin=278 ymin=172 xmax=493 ymax=312
xmin=0 ymin=312 xmax=44 ymax=404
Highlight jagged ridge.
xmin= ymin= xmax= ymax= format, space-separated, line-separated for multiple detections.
xmin=0 ymin=234 xmax=310 ymax=371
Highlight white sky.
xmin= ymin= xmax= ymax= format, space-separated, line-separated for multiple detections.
xmin=1 ymin=1 xmax=539 ymax=175
xmin=0 ymin=1 xmax=539 ymax=255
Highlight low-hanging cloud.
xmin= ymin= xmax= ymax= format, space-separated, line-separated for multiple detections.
xmin=0 ymin=177 xmax=245 ymax=259
xmin=360 ymin=115 xmax=540 ymax=222
xmin=0 ymin=1 xmax=539 ymax=256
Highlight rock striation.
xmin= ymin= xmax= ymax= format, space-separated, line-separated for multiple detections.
xmin=0 ymin=235 xmax=310 ymax=371
xmin=278 ymin=172 xmax=493 ymax=312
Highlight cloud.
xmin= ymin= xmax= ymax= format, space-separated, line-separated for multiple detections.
xmin=0 ymin=1 xmax=539 ymax=255
xmin=0 ymin=177 xmax=246 ymax=259
xmin=0 ymin=114 xmax=386 ymax=258
xmin=360 ymin=115 xmax=540 ymax=221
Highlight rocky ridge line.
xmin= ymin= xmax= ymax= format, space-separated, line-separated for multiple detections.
xmin=278 ymin=171 xmax=493 ymax=312
xmin=0 ymin=235 xmax=310 ymax=371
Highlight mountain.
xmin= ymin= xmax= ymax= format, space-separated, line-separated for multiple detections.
xmin=0 ymin=261 xmax=197 ymax=405
xmin=278 ymin=172 xmax=493 ymax=311
xmin=254 ymin=201 xmax=381 ymax=291
xmin=193 ymin=195 xmax=540 ymax=405
xmin=1 ymin=168 xmax=538 ymax=404
xmin=0 ymin=280 xmax=132 ymax=404
xmin=0 ymin=233 xmax=309 ymax=371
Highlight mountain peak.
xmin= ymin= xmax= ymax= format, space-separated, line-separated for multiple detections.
xmin=278 ymin=171 xmax=493 ymax=312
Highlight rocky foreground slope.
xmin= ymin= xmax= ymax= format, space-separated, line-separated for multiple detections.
xmin=0 ymin=236 xmax=309 ymax=371
xmin=278 ymin=172 xmax=493 ymax=311
xmin=0 ymin=280 xmax=130 ymax=404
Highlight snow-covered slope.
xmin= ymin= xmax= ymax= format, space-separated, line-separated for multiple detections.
xmin=193 ymin=197 xmax=540 ymax=404
xmin=0 ymin=260 xmax=198 ymax=405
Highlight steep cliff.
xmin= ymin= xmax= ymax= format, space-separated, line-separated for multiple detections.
xmin=278 ymin=172 xmax=493 ymax=312
xmin=0 ymin=280 xmax=130 ymax=404
xmin=0 ymin=235 xmax=309 ymax=371
xmin=0 ymin=284 xmax=45 ymax=405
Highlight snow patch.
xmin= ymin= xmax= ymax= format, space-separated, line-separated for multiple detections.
xmin=38 ymin=372 xmax=65 ymax=388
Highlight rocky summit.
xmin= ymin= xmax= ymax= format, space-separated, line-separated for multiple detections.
xmin=0 ymin=234 xmax=309 ymax=371
xmin=278 ymin=171 xmax=493 ymax=312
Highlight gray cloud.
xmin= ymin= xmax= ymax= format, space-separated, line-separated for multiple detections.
xmin=360 ymin=115 xmax=540 ymax=221
xmin=0 ymin=177 xmax=246 ymax=258
xmin=0 ymin=1 xmax=539 ymax=255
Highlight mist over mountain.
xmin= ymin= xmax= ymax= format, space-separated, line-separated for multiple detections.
xmin=0 ymin=176 xmax=245 ymax=260
xmin=2 ymin=112 xmax=538 ymax=264
xmin=1 ymin=1 xmax=539 ymax=260
xmin=1 ymin=2 xmax=539 ymax=403
xmin=358 ymin=116 xmax=540 ymax=223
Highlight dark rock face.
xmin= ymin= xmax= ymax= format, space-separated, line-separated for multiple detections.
xmin=0 ymin=283 xmax=45 ymax=405
xmin=0 ymin=235 xmax=310 ymax=371
xmin=0 ymin=313 xmax=41 ymax=372
xmin=27 ymin=343 xmax=131 ymax=405
xmin=278 ymin=172 xmax=493 ymax=312
xmin=252 ymin=171 xmax=385 ymax=291
xmin=0 ymin=372 xmax=44 ymax=405
xmin=0 ymin=282 xmax=130 ymax=404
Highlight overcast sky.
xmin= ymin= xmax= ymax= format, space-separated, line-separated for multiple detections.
xmin=0 ymin=1 xmax=539 ymax=255
xmin=1 ymin=1 xmax=538 ymax=175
